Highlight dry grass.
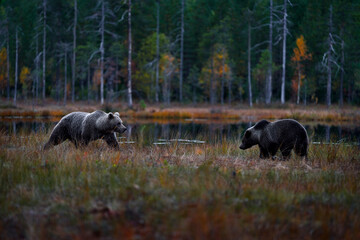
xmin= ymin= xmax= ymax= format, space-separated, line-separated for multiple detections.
xmin=0 ymin=131 xmax=360 ymax=239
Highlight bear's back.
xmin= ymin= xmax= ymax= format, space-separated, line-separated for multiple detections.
xmin=269 ymin=119 xmax=308 ymax=143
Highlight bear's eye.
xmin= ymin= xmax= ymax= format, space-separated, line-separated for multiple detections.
xmin=245 ymin=131 xmax=251 ymax=138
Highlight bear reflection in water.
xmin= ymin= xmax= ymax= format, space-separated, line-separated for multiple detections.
xmin=43 ymin=110 xmax=127 ymax=150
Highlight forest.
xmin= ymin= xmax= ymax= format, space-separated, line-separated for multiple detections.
xmin=0 ymin=0 xmax=359 ymax=107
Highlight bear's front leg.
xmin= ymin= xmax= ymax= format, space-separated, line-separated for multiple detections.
xmin=259 ymin=146 xmax=269 ymax=159
xmin=104 ymin=133 xmax=120 ymax=150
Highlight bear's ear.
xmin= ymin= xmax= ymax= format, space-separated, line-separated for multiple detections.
xmin=114 ymin=112 xmax=120 ymax=117
xmin=245 ymin=130 xmax=251 ymax=138
xmin=108 ymin=113 xmax=114 ymax=119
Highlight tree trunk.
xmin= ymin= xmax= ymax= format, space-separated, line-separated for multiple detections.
xmin=179 ymin=0 xmax=185 ymax=102
xmin=6 ymin=28 xmax=10 ymax=101
xmin=210 ymin=55 xmax=215 ymax=104
xmin=42 ymin=0 xmax=47 ymax=102
xmin=14 ymin=29 xmax=19 ymax=106
xmin=221 ymin=57 xmax=224 ymax=105
xmin=35 ymin=34 xmax=39 ymax=104
xmin=100 ymin=0 xmax=105 ymax=105
xmin=228 ymin=71 xmax=231 ymax=105
xmin=87 ymin=64 xmax=90 ymax=103
xmin=304 ymin=78 xmax=307 ymax=105
xmin=56 ymin=55 xmax=60 ymax=103
xmin=72 ymin=0 xmax=77 ymax=103
xmin=127 ymin=0 xmax=133 ymax=108
xmin=64 ymin=48 xmax=68 ymax=105
xmin=266 ymin=0 xmax=273 ymax=104
xmin=296 ymin=62 xmax=300 ymax=104
xmin=339 ymin=26 xmax=344 ymax=107
xmin=326 ymin=5 xmax=333 ymax=107
xmin=281 ymin=0 xmax=287 ymax=104
xmin=155 ymin=0 xmax=160 ymax=103
xmin=247 ymin=19 xmax=252 ymax=107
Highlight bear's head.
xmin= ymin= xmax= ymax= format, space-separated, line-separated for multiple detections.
xmin=239 ymin=120 xmax=269 ymax=150
xmin=239 ymin=129 xmax=258 ymax=150
xmin=108 ymin=112 xmax=127 ymax=134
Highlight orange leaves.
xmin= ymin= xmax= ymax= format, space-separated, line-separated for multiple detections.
xmin=291 ymin=35 xmax=312 ymax=63
xmin=199 ymin=44 xmax=232 ymax=86
xmin=0 ymin=47 xmax=7 ymax=89
xmin=291 ymin=35 xmax=312 ymax=100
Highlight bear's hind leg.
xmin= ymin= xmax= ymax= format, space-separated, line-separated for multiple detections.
xmin=280 ymin=144 xmax=293 ymax=161
xmin=295 ymin=142 xmax=308 ymax=158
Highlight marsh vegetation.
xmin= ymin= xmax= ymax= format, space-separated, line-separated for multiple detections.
xmin=1 ymin=129 xmax=359 ymax=239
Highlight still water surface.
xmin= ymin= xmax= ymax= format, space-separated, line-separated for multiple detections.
xmin=1 ymin=118 xmax=359 ymax=145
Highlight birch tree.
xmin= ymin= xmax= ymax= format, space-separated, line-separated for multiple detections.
xmin=280 ymin=0 xmax=291 ymax=104
xmin=179 ymin=0 xmax=185 ymax=102
xmin=265 ymin=0 xmax=273 ymax=104
xmin=127 ymin=0 xmax=133 ymax=108
xmin=326 ymin=5 xmax=333 ymax=107
xmin=42 ymin=0 xmax=47 ymax=102
xmin=155 ymin=0 xmax=160 ymax=103
xmin=88 ymin=0 xmax=120 ymax=105
xmin=71 ymin=0 xmax=77 ymax=103
xmin=246 ymin=8 xmax=253 ymax=107
xmin=339 ymin=26 xmax=344 ymax=107
xmin=13 ymin=28 xmax=19 ymax=105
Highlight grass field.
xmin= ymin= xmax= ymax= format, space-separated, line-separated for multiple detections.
xmin=1 ymin=131 xmax=360 ymax=239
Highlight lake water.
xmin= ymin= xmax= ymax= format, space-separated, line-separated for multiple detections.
xmin=1 ymin=118 xmax=359 ymax=145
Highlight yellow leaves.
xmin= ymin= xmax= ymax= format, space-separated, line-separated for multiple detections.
xmin=199 ymin=44 xmax=232 ymax=87
xmin=291 ymin=35 xmax=312 ymax=63
xmin=20 ymin=67 xmax=31 ymax=85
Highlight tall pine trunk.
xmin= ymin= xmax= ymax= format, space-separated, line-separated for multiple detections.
xmin=247 ymin=19 xmax=252 ymax=107
xmin=179 ymin=0 xmax=184 ymax=102
xmin=265 ymin=0 xmax=273 ymax=104
xmin=87 ymin=64 xmax=91 ymax=103
xmin=14 ymin=29 xmax=19 ymax=106
xmin=72 ymin=0 xmax=77 ymax=103
xmin=42 ymin=0 xmax=47 ymax=102
xmin=296 ymin=62 xmax=301 ymax=104
xmin=100 ymin=0 xmax=105 ymax=105
xmin=210 ymin=55 xmax=215 ymax=104
xmin=64 ymin=48 xmax=68 ymax=105
xmin=155 ymin=0 xmax=160 ymax=103
xmin=339 ymin=26 xmax=344 ymax=107
xmin=326 ymin=5 xmax=333 ymax=107
xmin=221 ymin=56 xmax=225 ymax=105
xmin=127 ymin=0 xmax=133 ymax=108
xmin=35 ymin=34 xmax=39 ymax=104
xmin=6 ymin=26 xmax=10 ymax=101
xmin=281 ymin=0 xmax=287 ymax=104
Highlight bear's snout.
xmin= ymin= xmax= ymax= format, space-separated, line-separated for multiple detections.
xmin=239 ymin=143 xmax=245 ymax=150
xmin=119 ymin=124 xmax=127 ymax=133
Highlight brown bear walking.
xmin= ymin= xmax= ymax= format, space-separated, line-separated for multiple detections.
xmin=239 ymin=119 xmax=308 ymax=160
xmin=44 ymin=110 xmax=127 ymax=150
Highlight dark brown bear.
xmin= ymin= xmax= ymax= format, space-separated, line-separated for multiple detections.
xmin=239 ymin=119 xmax=308 ymax=159
xmin=44 ymin=110 xmax=126 ymax=150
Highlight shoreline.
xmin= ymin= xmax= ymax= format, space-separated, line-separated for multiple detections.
xmin=1 ymin=101 xmax=359 ymax=123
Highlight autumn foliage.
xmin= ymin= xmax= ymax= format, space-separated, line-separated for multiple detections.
xmin=0 ymin=47 xmax=7 ymax=90
xmin=291 ymin=35 xmax=312 ymax=103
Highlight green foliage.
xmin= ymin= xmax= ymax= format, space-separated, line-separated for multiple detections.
xmin=0 ymin=0 xmax=359 ymax=105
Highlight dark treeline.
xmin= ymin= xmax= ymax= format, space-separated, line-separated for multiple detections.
xmin=0 ymin=0 xmax=359 ymax=107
